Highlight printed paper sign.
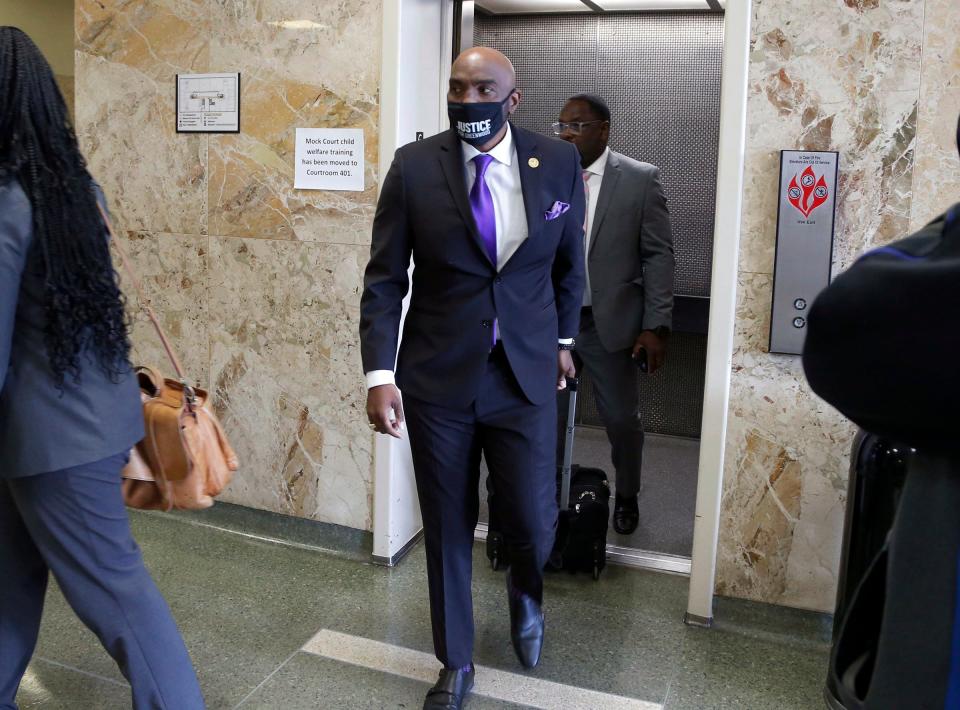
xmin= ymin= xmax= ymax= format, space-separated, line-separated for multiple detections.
xmin=294 ymin=128 xmax=365 ymax=192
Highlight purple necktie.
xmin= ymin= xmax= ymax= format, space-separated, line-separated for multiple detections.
xmin=470 ymin=154 xmax=498 ymax=344
xmin=470 ymin=154 xmax=498 ymax=265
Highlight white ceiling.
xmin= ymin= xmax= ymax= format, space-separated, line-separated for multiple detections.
xmin=475 ymin=0 xmax=723 ymax=13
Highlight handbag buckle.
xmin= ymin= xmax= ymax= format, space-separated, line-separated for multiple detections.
xmin=181 ymin=380 xmax=199 ymax=409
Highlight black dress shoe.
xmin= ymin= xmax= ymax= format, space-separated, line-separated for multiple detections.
xmin=506 ymin=574 xmax=544 ymax=669
xmin=613 ymin=494 xmax=640 ymax=535
xmin=423 ymin=665 xmax=474 ymax=710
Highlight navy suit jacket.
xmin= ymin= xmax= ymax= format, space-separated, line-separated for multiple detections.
xmin=804 ymin=207 xmax=960 ymax=450
xmin=360 ymin=124 xmax=586 ymax=408
xmin=0 ymin=177 xmax=143 ymax=478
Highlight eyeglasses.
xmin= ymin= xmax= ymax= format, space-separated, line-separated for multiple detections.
xmin=551 ymin=120 xmax=605 ymax=136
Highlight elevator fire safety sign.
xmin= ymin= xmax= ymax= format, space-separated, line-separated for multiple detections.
xmin=176 ymin=73 xmax=240 ymax=133
xmin=769 ymin=150 xmax=839 ymax=355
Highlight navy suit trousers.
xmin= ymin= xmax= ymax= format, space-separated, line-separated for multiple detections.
xmin=0 ymin=453 xmax=204 ymax=710
xmin=404 ymin=349 xmax=558 ymax=669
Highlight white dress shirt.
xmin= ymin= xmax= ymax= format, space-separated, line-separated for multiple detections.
xmin=460 ymin=124 xmax=528 ymax=270
xmin=366 ymin=126 xmax=565 ymax=390
xmin=581 ymin=147 xmax=609 ymax=308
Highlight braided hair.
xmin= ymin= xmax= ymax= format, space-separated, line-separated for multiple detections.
xmin=0 ymin=26 xmax=130 ymax=387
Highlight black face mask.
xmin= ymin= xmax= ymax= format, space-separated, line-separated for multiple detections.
xmin=448 ymin=93 xmax=514 ymax=146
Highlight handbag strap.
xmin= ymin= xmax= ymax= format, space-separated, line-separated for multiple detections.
xmin=95 ymin=202 xmax=188 ymax=383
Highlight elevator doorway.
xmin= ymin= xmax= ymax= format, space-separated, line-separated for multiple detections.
xmin=376 ymin=0 xmax=751 ymax=625
xmin=463 ymin=0 xmax=722 ymax=572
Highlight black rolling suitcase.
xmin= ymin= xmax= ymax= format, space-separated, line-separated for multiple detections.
xmin=486 ymin=378 xmax=610 ymax=580
xmin=549 ymin=378 xmax=610 ymax=580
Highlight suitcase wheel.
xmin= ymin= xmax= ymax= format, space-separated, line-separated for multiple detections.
xmin=592 ymin=564 xmax=601 ymax=581
xmin=491 ymin=552 xmax=502 ymax=571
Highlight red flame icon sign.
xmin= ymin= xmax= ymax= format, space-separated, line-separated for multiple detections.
xmin=787 ymin=166 xmax=829 ymax=218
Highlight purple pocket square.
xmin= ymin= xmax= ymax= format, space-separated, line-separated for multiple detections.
xmin=544 ymin=201 xmax=570 ymax=221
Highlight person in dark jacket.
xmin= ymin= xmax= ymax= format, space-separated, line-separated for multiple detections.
xmin=803 ymin=115 xmax=960 ymax=710
xmin=0 ymin=27 xmax=204 ymax=710
xmin=360 ymin=47 xmax=584 ymax=709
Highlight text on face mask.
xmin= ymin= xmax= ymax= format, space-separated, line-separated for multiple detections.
xmin=458 ymin=119 xmax=492 ymax=136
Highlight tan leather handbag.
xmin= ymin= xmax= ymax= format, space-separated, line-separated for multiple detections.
xmin=99 ymin=204 xmax=239 ymax=511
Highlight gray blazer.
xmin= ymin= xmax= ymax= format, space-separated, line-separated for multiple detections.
xmin=0 ymin=177 xmax=143 ymax=478
xmin=587 ymin=150 xmax=675 ymax=352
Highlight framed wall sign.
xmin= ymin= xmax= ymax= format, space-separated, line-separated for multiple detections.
xmin=176 ymin=73 xmax=240 ymax=133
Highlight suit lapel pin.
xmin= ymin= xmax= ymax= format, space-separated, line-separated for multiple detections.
xmin=528 ymin=157 xmax=540 ymax=169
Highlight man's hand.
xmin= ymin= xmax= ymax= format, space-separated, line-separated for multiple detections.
xmin=558 ymin=350 xmax=576 ymax=390
xmin=366 ymin=384 xmax=405 ymax=439
xmin=633 ymin=330 xmax=668 ymax=374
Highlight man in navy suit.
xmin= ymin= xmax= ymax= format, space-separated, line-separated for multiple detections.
xmin=359 ymin=47 xmax=585 ymax=710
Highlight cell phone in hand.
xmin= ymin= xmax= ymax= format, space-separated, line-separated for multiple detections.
xmin=633 ymin=347 xmax=648 ymax=373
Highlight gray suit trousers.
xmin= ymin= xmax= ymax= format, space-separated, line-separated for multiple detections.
xmin=560 ymin=308 xmax=644 ymax=497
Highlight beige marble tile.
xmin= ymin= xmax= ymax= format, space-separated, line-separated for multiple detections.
xmin=74 ymin=0 xmax=382 ymax=532
xmin=207 ymin=78 xmax=378 ymax=242
xmin=739 ymin=0 xmax=924 ymax=274
xmin=720 ymin=0 xmax=925 ymax=611
xmin=910 ymin=0 xmax=960 ymax=229
xmin=716 ymin=425 xmax=802 ymax=603
xmin=115 ymin=231 xmax=210 ymax=386
xmin=719 ymin=272 xmax=854 ymax=609
xmin=751 ymin=0 xmax=923 ymax=99
xmin=207 ymin=237 xmax=372 ymax=530
xmin=830 ymin=90 xmax=917 ymax=269
xmin=718 ymin=370 xmax=853 ymax=611
xmin=75 ymin=45 xmax=208 ymax=235
xmin=209 ymin=0 xmax=380 ymax=103
xmin=76 ymin=0 xmax=209 ymax=79
xmin=207 ymin=0 xmax=381 ymax=240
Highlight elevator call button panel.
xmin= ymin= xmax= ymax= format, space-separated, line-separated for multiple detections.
xmin=769 ymin=150 xmax=839 ymax=355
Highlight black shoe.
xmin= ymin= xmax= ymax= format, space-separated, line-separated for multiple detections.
xmin=613 ymin=494 xmax=640 ymax=535
xmin=506 ymin=574 xmax=544 ymax=669
xmin=423 ymin=665 xmax=474 ymax=710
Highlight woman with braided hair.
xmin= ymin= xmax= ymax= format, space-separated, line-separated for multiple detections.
xmin=0 ymin=27 xmax=204 ymax=709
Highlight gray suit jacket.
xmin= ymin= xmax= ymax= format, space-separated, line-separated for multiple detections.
xmin=0 ymin=177 xmax=143 ymax=478
xmin=587 ymin=150 xmax=675 ymax=352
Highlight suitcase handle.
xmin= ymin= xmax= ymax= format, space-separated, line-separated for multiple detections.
xmin=559 ymin=378 xmax=578 ymax=509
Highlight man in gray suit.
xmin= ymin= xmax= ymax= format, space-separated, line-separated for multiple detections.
xmin=555 ymin=93 xmax=674 ymax=535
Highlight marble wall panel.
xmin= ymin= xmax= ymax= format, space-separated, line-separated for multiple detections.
xmin=75 ymin=1 xmax=208 ymax=235
xmin=207 ymin=237 xmax=373 ymax=530
xmin=719 ymin=270 xmax=854 ymax=611
xmin=718 ymin=0 xmax=926 ymax=611
xmin=75 ymin=0 xmax=381 ymax=530
xmin=207 ymin=0 xmax=381 ymax=241
xmin=738 ymin=0 xmax=923 ymax=275
xmin=910 ymin=0 xmax=960 ymax=228
xmin=116 ymin=231 xmax=210 ymax=386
